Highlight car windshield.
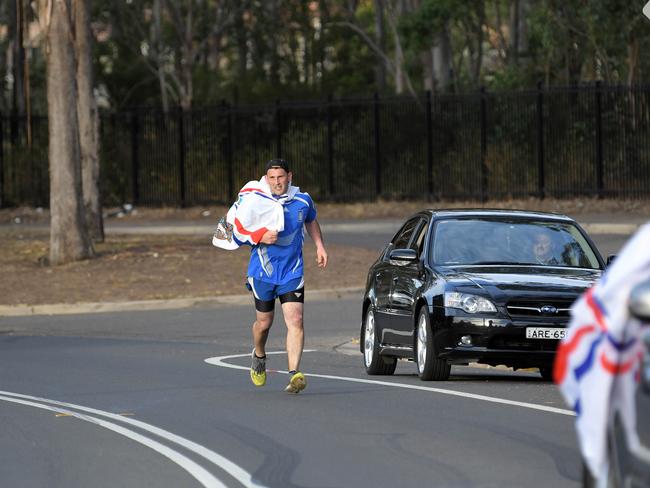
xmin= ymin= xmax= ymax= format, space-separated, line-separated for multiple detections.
xmin=431 ymin=219 xmax=601 ymax=269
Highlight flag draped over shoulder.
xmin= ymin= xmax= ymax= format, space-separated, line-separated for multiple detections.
xmin=212 ymin=176 xmax=299 ymax=250
xmin=554 ymin=223 xmax=650 ymax=482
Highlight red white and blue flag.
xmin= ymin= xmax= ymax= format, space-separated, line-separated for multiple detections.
xmin=212 ymin=176 xmax=299 ymax=250
xmin=555 ymin=223 xmax=650 ymax=484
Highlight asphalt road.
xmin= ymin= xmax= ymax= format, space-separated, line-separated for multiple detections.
xmin=1 ymin=297 xmax=581 ymax=488
xmin=0 ymin=225 xmax=635 ymax=487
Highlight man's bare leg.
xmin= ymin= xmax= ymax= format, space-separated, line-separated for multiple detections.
xmin=253 ymin=310 xmax=274 ymax=357
xmin=281 ymin=301 xmax=304 ymax=372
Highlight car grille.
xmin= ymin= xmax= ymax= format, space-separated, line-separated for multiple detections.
xmin=489 ymin=337 xmax=559 ymax=351
xmin=506 ymin=299 xmax=574 ymax=318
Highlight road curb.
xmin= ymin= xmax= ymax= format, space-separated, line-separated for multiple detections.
xmin=0 ymin=287 xmax=365 ymax=317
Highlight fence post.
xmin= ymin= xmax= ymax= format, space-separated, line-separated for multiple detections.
xmin=326 ymin=94 xmax=334 ymax=197
xmin=537 ymin=81 xmax=545 ymax=199
xmin=480 ymin=86 xmax=488 ymax=202
xmin=275 ymin=99 xmax=282 ymax=157
xmin=373 ymin=92 xmax=381 ymax=197
xmin=224 ymin=100 xmax=234 ymax=200
xmin=595 ymin=81 xmax=604 ymax=198
xmin=178 ymin=107 xmax=186 ymax=206
xmin=130 ymin=110 xmax=139 ymax=205
xmin=426 ymin=91 xmax=433 ymax=196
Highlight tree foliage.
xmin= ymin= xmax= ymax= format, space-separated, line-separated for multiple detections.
xmin=2 ymin=0 xmax=650 ymax=112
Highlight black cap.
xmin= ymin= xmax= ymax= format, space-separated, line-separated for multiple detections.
xmin=265 ymin=158 xmax=290 ymax=173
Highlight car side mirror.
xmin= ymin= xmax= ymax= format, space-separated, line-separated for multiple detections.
xmin=629 ymin=279 xmax=650 ymax=322
xmin=606 ymin=255 xmax=617 ymax=266
xmin=389 ymin=248 xmax=418 ymax=263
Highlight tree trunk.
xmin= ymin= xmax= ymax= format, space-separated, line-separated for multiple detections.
xmin=472 ymin=2 xmax=485 ymax=85
xmin=422 ymin=50 xmax=433 ymax=92
xmin=41 ymin=0 xmax=94 ymax=265
xmin=234 ymin=3 xmax=248 ymax=79
xmin=153 ymin=0 xmax=170 ymax=113
xmin=508 ymin=0 xmax=520 ymax=65
xmin=267 ymin=0 xmax=281 ymax=84
xmin=509 ymin=0 xmax=530 ymax=66
xmin=627 ymin=37 xmax=639 ymax=86
xmin=391 ymin=0 xmax=406 ymax=94
xmin=11 ymin=0 xmax=27 ymax=117
xmin=432 ymin=25 xmax=452 ymax=92
xmin=180 ymin=0 xmax=193 ymax=110
xmin=75 ymin=0 xmax=104 ymax=243
xmin=374 ymin=0 xmax=386 ymax=92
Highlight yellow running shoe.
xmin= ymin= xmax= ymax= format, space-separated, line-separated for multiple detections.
xmin=284 ymin=371 xmax=306 ymax=394
xmin=250 ymin=350 xmax=266 ymax=387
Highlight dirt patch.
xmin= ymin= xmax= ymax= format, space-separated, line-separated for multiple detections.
xmin=0 ymin=232 xmax=376 ymax=306
xmin=2 ymin=197 xmax=648 ymax=307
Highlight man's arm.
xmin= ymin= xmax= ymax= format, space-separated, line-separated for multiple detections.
xmin=259 ymin=230 xmax=278 ymax=245
xmin=305 ymin=219 xmax=328 ymax=268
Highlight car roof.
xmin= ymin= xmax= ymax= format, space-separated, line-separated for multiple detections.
xmin=420 ymin=208 xmax=575 ymax=222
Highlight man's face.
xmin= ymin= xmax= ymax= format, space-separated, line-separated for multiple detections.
xmin=266 ymin=168 xmax=291 ymax=195
xmin=533 ymin=233 xmax=552 ymax=259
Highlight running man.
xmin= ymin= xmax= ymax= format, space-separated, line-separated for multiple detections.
xmin=248 ymin=159 xmax=328 ymax=393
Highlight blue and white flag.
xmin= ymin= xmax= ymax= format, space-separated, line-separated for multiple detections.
xmin=555 ymin=223 xmax=650 ymax=484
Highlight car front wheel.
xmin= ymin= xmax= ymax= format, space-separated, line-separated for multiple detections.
xmin=416 ymin=308 xmax=450 ymax=381
xmin=363 ymin=308 xmax=397 ymax=375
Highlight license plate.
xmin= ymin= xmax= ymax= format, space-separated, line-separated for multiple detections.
xmin=526 ymin=327 xmax=567 ymax=340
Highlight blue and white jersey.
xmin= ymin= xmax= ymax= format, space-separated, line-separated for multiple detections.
xmin=247 ymin=191 xmax=317 ymax=285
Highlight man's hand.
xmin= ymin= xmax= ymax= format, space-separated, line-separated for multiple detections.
xmin=260 ymin=230 xmax=278 ymax=244
xmin=316 ymin=246 xmax=328 ymax=268
xmin=305 ymin=219 xmax=328 ymax=269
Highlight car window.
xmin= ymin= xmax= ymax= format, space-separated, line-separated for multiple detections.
xmin=430 ymin=219 xmax=601 ymax=269
xmin=392 ymin=218 xmax=420 ymax=249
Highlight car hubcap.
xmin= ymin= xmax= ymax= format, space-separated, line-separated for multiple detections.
xmin=364 ymin=311 xmax=375 ymax=366
xmin=417 ymin=314 xmax=427 ymax=374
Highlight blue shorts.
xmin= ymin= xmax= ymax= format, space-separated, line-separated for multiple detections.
xmin=246 ymin=277 xmax=305 ymax=312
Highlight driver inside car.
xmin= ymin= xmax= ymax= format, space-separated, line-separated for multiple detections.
xmin=531 ymin=231 xmax=560 ymax=265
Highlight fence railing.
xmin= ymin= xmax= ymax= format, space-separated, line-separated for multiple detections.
xmin=2 ymin=83 xmax=650 ymax=208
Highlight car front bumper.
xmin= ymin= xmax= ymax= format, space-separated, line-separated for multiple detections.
xmin=433 ymin=314 xmax=565 ymax=368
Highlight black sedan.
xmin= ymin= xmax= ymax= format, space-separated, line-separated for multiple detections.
xmin=360 ymin=209 xmax=604 ymax=381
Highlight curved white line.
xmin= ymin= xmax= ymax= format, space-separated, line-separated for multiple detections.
xmin=206 ymin=350 xmax=317 ymax=374
xmin=0 ymin=394 xmax=222 ymax=488
xmin=0 ymin=390 xmax=267 ymax=488
xmin=205 ymin=351 xmax=575 ymax=417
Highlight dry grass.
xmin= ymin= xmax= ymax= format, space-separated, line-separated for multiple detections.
xmin=0 ymin=232 xmax=375 ymax=306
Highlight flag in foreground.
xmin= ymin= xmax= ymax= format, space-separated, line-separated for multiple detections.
xmin=555 ymin=223 xmax=650 ymax=483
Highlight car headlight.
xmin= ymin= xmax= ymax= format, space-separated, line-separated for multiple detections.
xmin=444 ymin=292 xmax=496 ymax=313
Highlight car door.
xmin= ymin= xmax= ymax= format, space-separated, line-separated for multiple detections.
xmin=372 ymin=256 xmax=394 ymax=330
xmin=390 ymin=217 xmax=429 ymax=346
xmin=380 ymin=216 xmax=424 ymax=346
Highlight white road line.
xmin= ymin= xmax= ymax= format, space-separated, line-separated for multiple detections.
xmin=0 ymin=390 xmax=268 ymax=488
xmin=0 ymin=394 xmax=222 ymax=488
xmin=205 ymin=351 xmax=575 ymax=417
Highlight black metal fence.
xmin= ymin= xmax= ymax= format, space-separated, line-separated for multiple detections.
xmin=2 ymin=83 xmax=650 ymax=208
